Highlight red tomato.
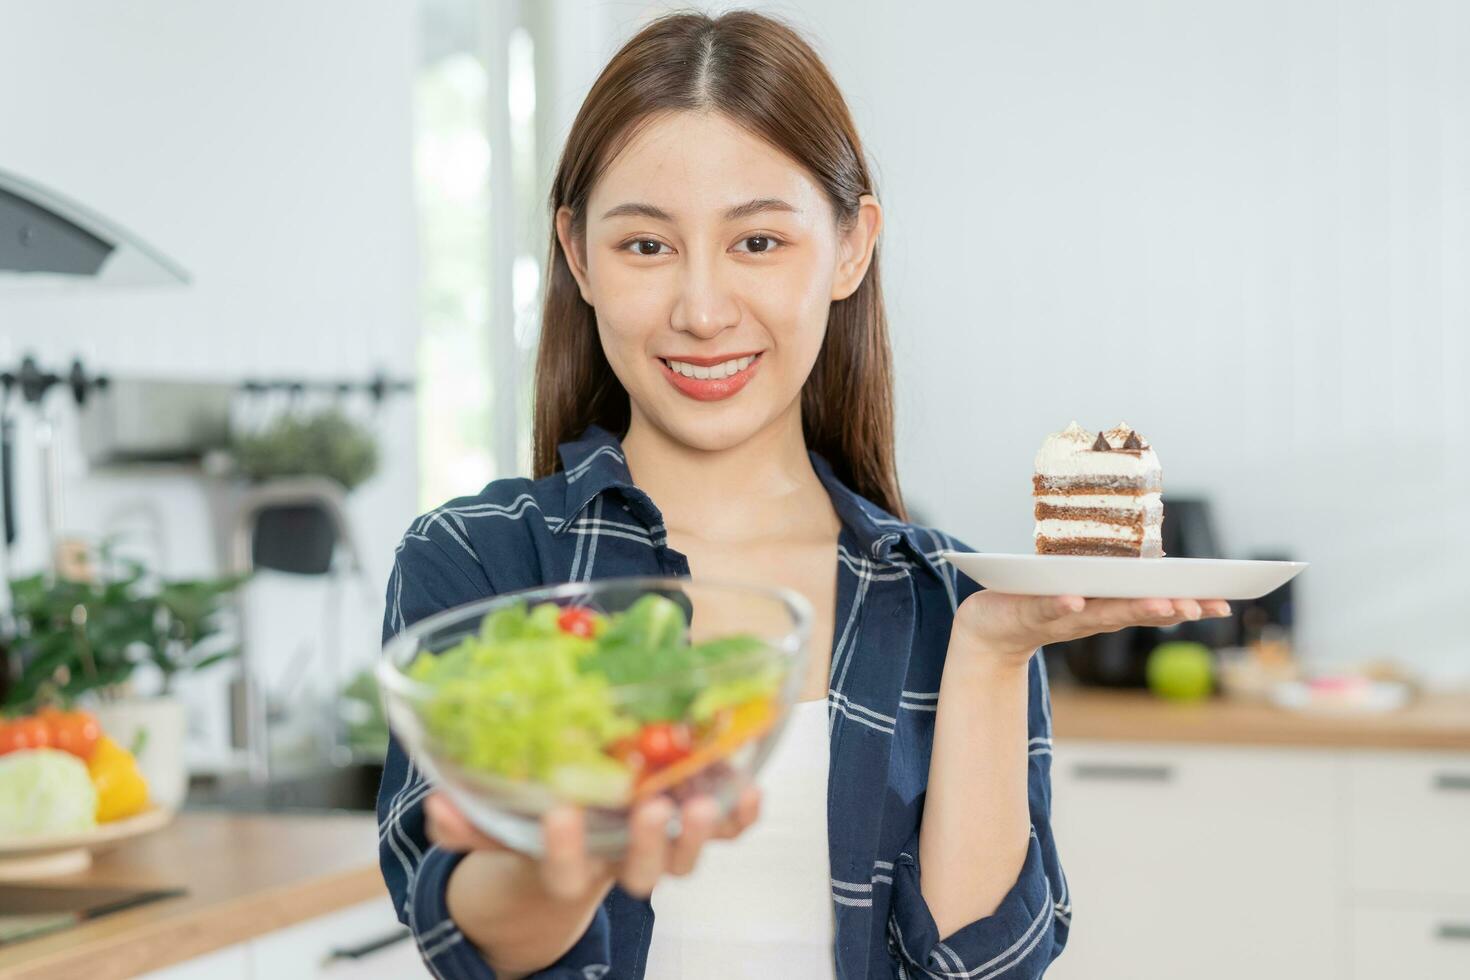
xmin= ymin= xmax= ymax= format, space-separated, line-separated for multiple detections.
xmin=39 ymin=708 xmax=101 ymax=759
xmin=0 ymin=716 xmax=52 ymax=754
xmin=557 ymin=606 xmax=598 ymax=638
xmin=636 ymin=722 xmax=692 ymax=769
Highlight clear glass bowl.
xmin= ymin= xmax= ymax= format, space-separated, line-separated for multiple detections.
xmin=378 ymin=577 xmax=812 ymax=856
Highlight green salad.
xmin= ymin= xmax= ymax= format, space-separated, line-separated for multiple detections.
xmin=406 ymin=594 xmax=785 ymax=805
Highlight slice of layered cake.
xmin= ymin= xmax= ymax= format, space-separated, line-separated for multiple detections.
xmin=1033 ymin=421 xmax=1164 ymax=557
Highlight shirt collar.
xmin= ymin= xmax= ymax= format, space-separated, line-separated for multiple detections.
xmin=554 ymin=425 xmax=657 ymax=534
xmin=555 ymin=424 xmax=939 ymax=571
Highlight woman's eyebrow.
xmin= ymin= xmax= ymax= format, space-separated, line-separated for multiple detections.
xmin=601 ymin=202 xmax=674 ymax=221
xmin=722 ymin=197 xmax=799 ymax=221
xmin=599 ymin=198 xmax=800 ymax=222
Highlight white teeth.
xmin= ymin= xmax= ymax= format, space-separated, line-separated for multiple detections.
xmin=666 ymin=355 xmax=757 ymax=380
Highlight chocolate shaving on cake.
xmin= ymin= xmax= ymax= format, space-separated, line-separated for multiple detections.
xmin=1091 ymin=432 xmax=1111 ymax=452
xmin=1123 ymin=431 xmax=1145 ymax=450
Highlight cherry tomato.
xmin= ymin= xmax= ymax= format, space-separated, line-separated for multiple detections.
xmin=38 ymin=707 xmax=101 ymax=759
xmin=636 ymin=722 xmax=692 ymax=769
xmin=0 ymin=716 xmax=52 ymax=755
xmin=557 ymin=606 xmax=598 ymax=638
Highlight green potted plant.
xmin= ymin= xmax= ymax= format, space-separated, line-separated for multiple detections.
xmin=2 ymin=549 xmax=246 ymax=809
xmin=230 ymin=408 xmax=379 ymax=575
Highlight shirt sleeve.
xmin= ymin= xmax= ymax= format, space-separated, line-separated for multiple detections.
xmin=377 ymin=525 xmax=616 ymax=980
xmin=885 ymin=650 xmax=1070 ymax=980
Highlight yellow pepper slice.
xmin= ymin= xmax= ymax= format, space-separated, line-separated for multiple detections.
xmin=87 ymin=735 xmax=150 ymax=822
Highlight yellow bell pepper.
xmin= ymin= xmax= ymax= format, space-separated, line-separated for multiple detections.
xmin=87 ymin=735 xmax=149 ymax=822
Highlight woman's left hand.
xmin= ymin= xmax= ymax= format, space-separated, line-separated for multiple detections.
xmin=952 ymin=592 xmax=1232 ymax=668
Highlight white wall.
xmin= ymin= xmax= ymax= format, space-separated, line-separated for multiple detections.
xmin=555 ymin=0 xmax=1469 ymax=681
xmin=0 ymin=1 xmax=422 ymax=748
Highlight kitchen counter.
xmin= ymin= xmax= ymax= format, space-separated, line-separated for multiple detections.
xmin=0 ymin=812 xmax=386 ymax=980
xmin=1050 ymin=684 xmax=1470 ymax=750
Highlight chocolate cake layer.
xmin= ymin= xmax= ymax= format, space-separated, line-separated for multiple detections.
xmin=1036 ymin=537 xmax=1164 ymax=558
xmin=1034 ymin=502 xmax=1153 ymax=524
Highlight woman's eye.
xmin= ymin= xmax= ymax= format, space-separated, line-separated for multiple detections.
xmin=626 ymin=239 xmax=669 ymax=256
xmin=735 ymin=235 xmax=779 ymax=254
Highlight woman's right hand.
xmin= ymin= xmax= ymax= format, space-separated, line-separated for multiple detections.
xmin=425 ymin=785 xmax=762 ymax=901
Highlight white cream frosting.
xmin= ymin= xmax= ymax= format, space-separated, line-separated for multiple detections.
xmin=1033 ymin=421 xmax=1162 ymax=481
xmin=1035 ymin=492 xmax=1163 ymax=515
xmin=1034 ymin=519 xmax=1163 ymax=545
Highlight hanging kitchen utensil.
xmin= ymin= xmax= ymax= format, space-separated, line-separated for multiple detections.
xmin=1 ymin=356 xmax=108 ymax=572
xmin=1 ymin=374 xmax=15 ymax=548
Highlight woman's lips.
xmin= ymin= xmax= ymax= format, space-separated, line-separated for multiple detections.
xmin=656 ymin=352 xmax=763 ymax=402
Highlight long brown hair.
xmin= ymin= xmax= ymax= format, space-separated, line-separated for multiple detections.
xmin=532 ymin=9 xmax=905 ymax=519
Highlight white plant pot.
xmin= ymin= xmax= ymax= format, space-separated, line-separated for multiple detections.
xmin=92 ymin=696 xmax=187 ymax=810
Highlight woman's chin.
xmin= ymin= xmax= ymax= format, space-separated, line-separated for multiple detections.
xmin=642 ymin=400 xmax=782 ymax=454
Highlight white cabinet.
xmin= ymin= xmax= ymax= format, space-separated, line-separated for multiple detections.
xmin=1351 ymin=900 xmax=1470 ymax=979
xmin=1045 ymin=739 xmax=1470 ymax=980
xmin=139 ymin=944 xmax=252 ymax=980
xmin=250 ymin=896 xmax=426 ymax=978
xmin=1346 ymin=752 xmax=1470 ymax=897
xmin=1045 ymin=741 xmax=1342 ymax=980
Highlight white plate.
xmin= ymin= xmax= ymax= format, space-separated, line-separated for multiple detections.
xmin=938 ymin=552 xmax=1307 ymax=600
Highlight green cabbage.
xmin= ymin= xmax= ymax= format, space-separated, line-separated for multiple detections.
xmin=0 ymin=749 xmax=98 ymax=838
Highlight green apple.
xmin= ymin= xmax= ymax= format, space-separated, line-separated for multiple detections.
xmin=1146 ymin=642 xmax=1214 ymax=702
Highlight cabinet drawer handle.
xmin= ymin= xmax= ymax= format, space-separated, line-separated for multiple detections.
xmin=1072 ymin=763 xmax=1174 ymax=783
xmin=1433 ymin=772 xmax=1470 ymax=792
xmin=1436 ymin=923 xmax=1470 ymax=943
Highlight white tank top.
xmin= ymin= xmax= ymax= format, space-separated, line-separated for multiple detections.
xmin=644 ymin=698 xmax=836 ymax=978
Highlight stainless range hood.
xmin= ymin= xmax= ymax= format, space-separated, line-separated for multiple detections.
xmin=0 ymin=167 xmax=190 ymax=290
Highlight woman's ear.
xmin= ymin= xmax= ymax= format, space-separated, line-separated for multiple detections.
xmin=555 ymin=206 xmax=593 ymax=304
xmin=831 ymin=194 xmax=883 ymax=302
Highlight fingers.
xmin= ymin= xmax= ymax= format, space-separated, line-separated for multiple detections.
xmin=716 ymin=784 xmax=762 ymax=839
xmin=617 ymin=797 xmax=676 ymax=898
xmin=712 ymin=784 xmax=762 ymax=840
xmin=667 ymin=796 xmax=719 ymax=876
xmin=1039 ymin=595 xmax=1086 ymax=621
xmin=434 ymin=785 xmax=766 ymax=902
xmin=1171 ymin=599 xmax=1203 ymax=621
xmin=539 ymin=805 xmax=605 ymax=900
xmin=424 ymin=792 xmax=508 ymax=853
xmin=1046 ymin=597 xmax=1233 ymax=637
xmin=1130 ymin=598 xmax=1233 ymax=623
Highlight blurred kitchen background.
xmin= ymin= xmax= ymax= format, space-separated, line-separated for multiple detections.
xmin=1 ymin=1 xmax=1466 ymax=978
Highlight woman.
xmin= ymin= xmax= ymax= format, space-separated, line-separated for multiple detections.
xmin=378 ymin=11 xmax=1228 ymax=979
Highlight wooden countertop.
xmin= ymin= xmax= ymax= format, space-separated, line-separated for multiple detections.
xmin=0 ymin=812 xmax=385 ymax=980
xmin=1050 ymin=685 xmax=1470 ymax=751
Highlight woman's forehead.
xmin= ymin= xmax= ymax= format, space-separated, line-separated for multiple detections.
xmin=588 ymin=111 xmax=827 ymax=222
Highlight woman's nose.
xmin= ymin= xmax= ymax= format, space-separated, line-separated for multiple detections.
xmin=669 ymin=252 xmax=740 ymax=339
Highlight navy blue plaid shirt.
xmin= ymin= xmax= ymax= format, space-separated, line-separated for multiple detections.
xmin=378 ymin=425 xmax=1069 ymax=979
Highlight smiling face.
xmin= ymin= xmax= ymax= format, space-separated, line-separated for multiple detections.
xmin=556 ymin=110 xmax=881 ymax=454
